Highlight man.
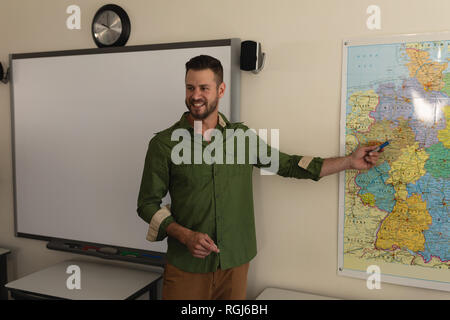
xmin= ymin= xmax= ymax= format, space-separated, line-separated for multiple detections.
xmin=137 ymin=55 xmax=380 ymax=300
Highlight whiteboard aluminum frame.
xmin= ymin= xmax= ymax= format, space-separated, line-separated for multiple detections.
xmin=9 ymin=39 xmax=241 ymax=265
xmin=338 ymin=32 xmax=450 ymax=292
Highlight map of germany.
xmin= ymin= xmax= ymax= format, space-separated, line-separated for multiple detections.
xmin=341 ymin=37 xmax=449 ymax=290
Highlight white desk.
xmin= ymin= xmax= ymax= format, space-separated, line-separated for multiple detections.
xmin=6 ymin=259 xmax=162 ymax=300
xmin=256 ymin=288 xmax=339 ymax=300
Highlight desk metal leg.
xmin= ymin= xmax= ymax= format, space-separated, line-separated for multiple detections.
xmin=148 ymin=277 xmax=162 ymax=300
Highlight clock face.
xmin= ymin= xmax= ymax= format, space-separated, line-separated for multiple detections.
xmin=92 ymin=4 xmax=130 ymax=48
xmin=93 ymin=10 xmax=123 ymax=46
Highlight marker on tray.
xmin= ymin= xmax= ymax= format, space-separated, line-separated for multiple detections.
xmin=141 ymin=253 xmax=163 ymax=260
xmin=120 ymin=250 xmax=140 ymax=257
xmin=82 ymin=245 xmax=99 ymax=251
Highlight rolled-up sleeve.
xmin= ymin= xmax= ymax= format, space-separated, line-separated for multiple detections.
xmin=137 ymin=136 xmax=175 ymax=241
xmin=277 ymin=153 xmax=324 ymax=181
xmin=244 ymin=124 xmax=324 ymax=181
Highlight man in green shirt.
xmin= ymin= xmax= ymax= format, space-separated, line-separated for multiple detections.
xmin=137 ymin=55 xmax=381 ymax=300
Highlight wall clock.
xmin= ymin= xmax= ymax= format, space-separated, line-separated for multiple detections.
xmin=92 ymin=4 xmax=131 ymax=48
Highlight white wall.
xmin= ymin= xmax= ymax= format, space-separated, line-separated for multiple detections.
xmin=0 ymin=0 xmax=448 ymax=299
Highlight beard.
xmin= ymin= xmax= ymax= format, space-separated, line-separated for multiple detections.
xmin=185 ymin=96 xmax=219 ymax=120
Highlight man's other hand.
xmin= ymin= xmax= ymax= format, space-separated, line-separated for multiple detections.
xmin=167 ymin=222 xmax=220 ymax=259
xmin=186 ymin=232 xmax=220 ymax=259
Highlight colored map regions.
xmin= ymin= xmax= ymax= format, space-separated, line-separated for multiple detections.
xmin=372 ymin=82 xmax=414 ymax=121
xmin=425 ymin=142 xmax=450 ymax=179
xmin=343 ymin=170 xmax=388 ymax=256
xmin=438 ymin=106 xmax=450 ymax=148
xmin=347 ymin=90 xmax=378 ymax=132
xmin=385 ymin=142 xmax=429 ymax=200
xmin=355 ymin=119 xmax=416 ymax=165
xmin=405 ymin=48 xmax=448 ymax=92
xmin=355 ymin=161 xmax=396 ymax=213
xmin=407 ymin=41 xmax=448 ymax=51
xmin=375 ymin=194 xmax=432 ymax=252
xmin=442 ymin=73 xmax=450 ymax=97
xmin=407 ymin=173 xmax=449 ymax=262
xmin=370 ymin=77 xmax=448 ymax=149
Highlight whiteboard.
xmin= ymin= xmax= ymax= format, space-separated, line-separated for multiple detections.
xmin=10 ymin=39 xmax=241 ymax=255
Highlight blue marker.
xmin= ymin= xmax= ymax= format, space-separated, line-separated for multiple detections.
xmin=375 ymin=141 xmax=389 ymax=152
xmin=141 ymin=253 xmax=163 ymax=260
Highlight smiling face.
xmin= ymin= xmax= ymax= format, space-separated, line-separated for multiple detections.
xmin=185 ymin=69 xmax=225 ymax=120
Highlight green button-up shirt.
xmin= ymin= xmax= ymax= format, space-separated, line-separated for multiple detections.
xmin=137 ymin=112 xmax=324 ymax=273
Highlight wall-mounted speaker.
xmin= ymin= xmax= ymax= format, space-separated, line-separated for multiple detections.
xmin=240 ymin=40 xmax=266 ymax=74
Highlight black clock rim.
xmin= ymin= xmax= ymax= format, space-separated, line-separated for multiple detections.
xmin=92 ymin=4 xmax=131 ymax=48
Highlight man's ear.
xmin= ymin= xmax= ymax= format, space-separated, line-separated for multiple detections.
xmin=218 ymin=82 xmax=226 ymax=98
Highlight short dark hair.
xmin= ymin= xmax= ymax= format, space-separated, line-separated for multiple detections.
xmin=185 ymin=55 xmax=223 ymax=86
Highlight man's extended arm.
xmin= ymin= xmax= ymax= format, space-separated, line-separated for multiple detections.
xmin=319 ymin=145 xmax=381 ymax=177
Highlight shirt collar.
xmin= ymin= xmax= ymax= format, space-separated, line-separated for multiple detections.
xmin=178 ymin=111 xmax=230 ymax=130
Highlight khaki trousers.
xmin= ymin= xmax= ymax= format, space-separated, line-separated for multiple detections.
xmin=162 ymin=262 xmax=250 ymax=300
